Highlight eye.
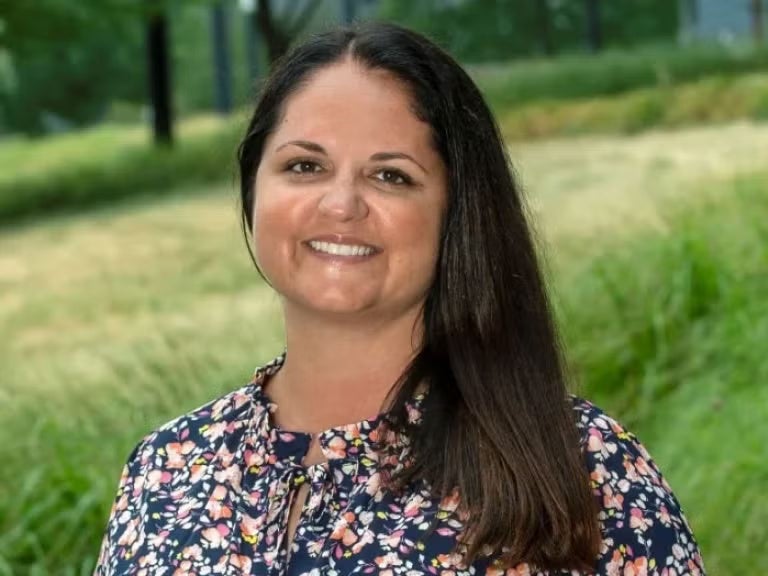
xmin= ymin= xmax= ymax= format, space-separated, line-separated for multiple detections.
xmin=285 ymin=159 xmax=324 ymax=175
xmin=373 ymin=168 xmax=412 ymax=186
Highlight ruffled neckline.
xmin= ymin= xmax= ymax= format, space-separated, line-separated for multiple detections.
xmin=248 ymin=352 xmax=426 ymax=478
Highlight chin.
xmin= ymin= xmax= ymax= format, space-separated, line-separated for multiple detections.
xmin=285 ymin=289 xmax=378 ymax=317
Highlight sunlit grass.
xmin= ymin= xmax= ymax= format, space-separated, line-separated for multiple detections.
xmin=500 ymin=72 xmax=768 ymax=140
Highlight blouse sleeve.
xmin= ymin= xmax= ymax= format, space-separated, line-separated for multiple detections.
xmin=93 ymin=435 xmax=153 ymax=576
xmin=582 ymin=411 xmax=706 ymax=576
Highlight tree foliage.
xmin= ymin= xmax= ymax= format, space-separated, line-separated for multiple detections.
xmin=378 ymin=0 xmax=679 ymax=62
xmin=0 ymin=0 xmax=150 ymax=133
xmin=0 ymin=0 xmax=681 ymax=135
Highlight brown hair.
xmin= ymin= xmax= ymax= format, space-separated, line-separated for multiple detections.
xmin=237 ymin=21 xmax=600 ymax=571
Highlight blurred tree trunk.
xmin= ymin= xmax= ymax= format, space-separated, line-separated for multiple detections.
xmin=584 ymin=0 xmax=602 ymax=52
xmin=535 ymin=0 xmax=554 ymax=56
xmin=752 ymin=0 xmax=764 ymax=44
xmin=146 ymin=3 xmax=173 ymax=146
xmin=341 ymin=0 xmax=356 ymax=24
xmin=254 ymin=0 xmax=323 ymax=64
xmin=211 ymin=0 xmax=233 ymax=114
xmin=245 ymin=8 xmax=261 ymax=81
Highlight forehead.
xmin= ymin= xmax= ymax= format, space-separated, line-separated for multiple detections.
xmin=267 ymin=60 xmax=434 ymax=153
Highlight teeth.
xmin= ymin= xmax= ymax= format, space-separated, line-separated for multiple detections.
xmin=308 ymin=241 xmax=375 ymax=256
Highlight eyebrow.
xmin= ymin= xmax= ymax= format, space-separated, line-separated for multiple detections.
xmin=275 ymin=140 xmax=429 ymax=174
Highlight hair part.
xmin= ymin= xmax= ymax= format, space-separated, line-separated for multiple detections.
xmin=237 ymin=21 xmax=600 ymax=571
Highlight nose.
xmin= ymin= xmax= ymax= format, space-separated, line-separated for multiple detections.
xmin=316 ymin=172 xmax=369 ymax=222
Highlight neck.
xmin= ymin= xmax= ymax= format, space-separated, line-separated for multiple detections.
xmin=266 ymin=303 xmax=423 ymax=434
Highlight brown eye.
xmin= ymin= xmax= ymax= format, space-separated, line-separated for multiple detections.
xmin=287 ymin=160 xmax=323 ymax=174
xmin=374 ymin=169 xmax=412 ymax=186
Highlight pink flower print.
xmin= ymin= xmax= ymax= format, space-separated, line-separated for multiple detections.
xmin=217 ymin=446 xmax=236 ymax=468
xmin=605 ymin=550 xmax=623 ymax=576
xmin=404 ymin=494 xmax=428 ymax=518
xmin=165 ymin=441 xmax=196 ymax=469
xmin=688 ymin=558 xmax=704 ymax=575
xmin=114 ymin=493 xmax=129 ymax=513
xmin=365 ymin=472 xmax=381 ymax=496
xmin=244 ymin=448 xmax=266 ymax=468
xmin=623 ymin=556 xmax=648 ymax=576
xmin=330 ymin=511 xmax=356 ymax=541
xmin=590 ymin=463 xmax=610 ymax=485
xmin=378 ymin=529 xmax=404 ymax=549
xmin=148 ymin=530 xmax=170 ymax=548
xmin=181 ymin=544 xmax=203 ymax=560
xmin=587 ymin=428 xmax=618 ymax=460
xmin=229 ymin=554 xmax=253 ymax=573
xmin=177 ymin=496 xmax=203 ymax=520
xmin=327 ymin=436 xmax=348 ymax=459
xmin=137 ymin=551 xmax=157 ymax=568
xmin=306 ymin=538 xmax=326 ymax=556
xmin=172 ymin=560 xmax=195 ymax=576
xmin=117 ymin=518 xmax=139 ymax=547
xmin=206 ymin=485 xmax=232 ymax=521
xmin=263 ymin=549 xmax=278 ymax=566
xmin=374 ymin=551 xmax=403 ymax=568
xmin=635 ymin=457 xmax=653 ymax=478
xmin=214 ymin=464 xmax=242 ymax=489
xmin=406 ymin=403 xmax=422 ymax=424
xmin=629 ymin=508 xmax=653 ymax=532
xmin=436 ymin=552 xmax=465 ymax=569
xmin=201 ymin=524 xmax=229 ymax=549
xmin=352 ymin=529 xmax=375 ymax=554
xmin=342 ymin=527 xmax=359 ymax=547
xmin=210 ymin=397 xmax=231 ymax=419
xmin=623 ymin=459 xmax=640 ymax=482
xmin=656 ymin=504 xmax=672 ymax=527
xmin=202 ymin=421 xmax=227 ymax=441
xmin=241 ymin=514 xmax=263 ymax=545
xmin=232 ymin=391 xmax=250 ymax=410
xmin=189 ymin=463 xmax=207 ymax=484
xmin=602 ymin=485 xmax=624 ymax=511
xmin=144 ymin=469 xmax=173 ymax=491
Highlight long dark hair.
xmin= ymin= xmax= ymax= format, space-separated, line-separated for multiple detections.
xmin=237 ymin=21 xmax=600 ymax=571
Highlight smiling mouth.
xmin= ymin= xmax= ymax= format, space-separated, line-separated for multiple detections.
xmin=307 ymin=240 xmax=377 ymax=257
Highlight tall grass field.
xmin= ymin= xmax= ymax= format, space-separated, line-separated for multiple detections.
xmin=1 ymin=122 xmax=766 ymax=574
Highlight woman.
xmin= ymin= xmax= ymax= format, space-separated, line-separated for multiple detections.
xmin=95 ymin=22 xmax=705 ymax=576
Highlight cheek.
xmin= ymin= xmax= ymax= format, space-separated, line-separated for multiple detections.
xmin=251 ymin=184 xmax=299 ymax=268
xmin=390 ymin=201 xmax=444 ymax=271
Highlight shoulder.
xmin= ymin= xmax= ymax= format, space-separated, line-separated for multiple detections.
xmin=94 ymin=380 xmax=264 ymax=573
xmin=131 ymin=380 xmax=260 ymax=468
xmin=569 ymin=396 xmax=706 ymax=575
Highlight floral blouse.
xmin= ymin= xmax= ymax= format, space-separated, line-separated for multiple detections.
xmin=95 ymin=353 xmax=705 ymax=575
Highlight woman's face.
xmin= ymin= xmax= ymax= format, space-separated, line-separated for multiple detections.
xmin=252 ymin=59 xmax=448 ymax=321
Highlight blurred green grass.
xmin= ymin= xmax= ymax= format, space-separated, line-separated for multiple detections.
xmin=0 ymin=115 xmax=245 ymax=226
xmin=555 ymin=175 xmax=768 ymax=572
xmin=1 ymin=121 xmax=766 ymax=574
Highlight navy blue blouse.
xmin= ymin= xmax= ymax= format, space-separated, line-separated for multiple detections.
xmin=95 ymin=353 xmax=705 ymax=575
